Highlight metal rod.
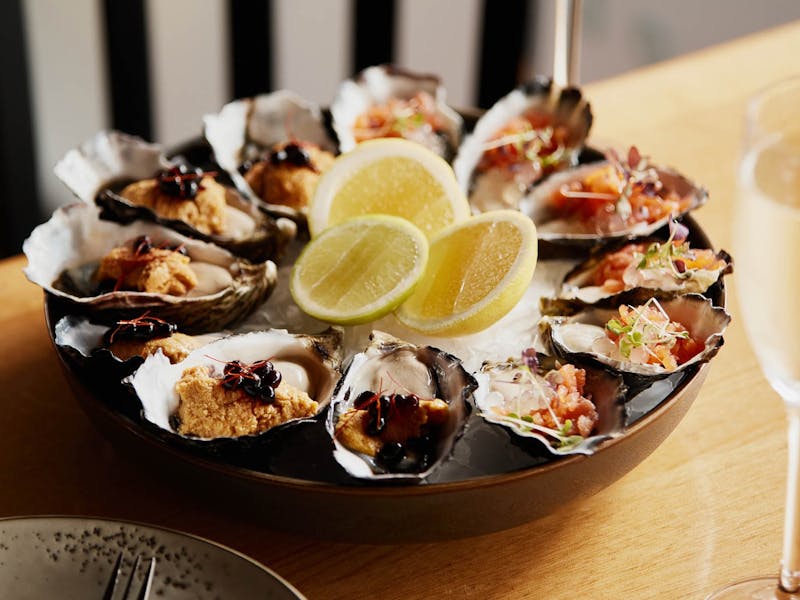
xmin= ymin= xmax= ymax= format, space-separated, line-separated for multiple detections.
xmin=553 ymin=0 xmax=583 ymax=87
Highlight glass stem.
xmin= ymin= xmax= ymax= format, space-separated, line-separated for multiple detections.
xmin=781 ymin=404 xmax=800 ymax=592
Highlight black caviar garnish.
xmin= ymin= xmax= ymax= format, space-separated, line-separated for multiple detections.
xmin=269 ymin=142 xmax=318 ymax=172
xmin=220 ymin=359 xmax=282 ymax=403
xmin=157 ymin=164 xmax=216 ymax=199
xmin=104 ymin=313 xmax=177 ymax=345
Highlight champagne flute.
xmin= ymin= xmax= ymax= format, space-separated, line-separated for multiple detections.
xmin=708 ymin=77 xmax=800 ymax=599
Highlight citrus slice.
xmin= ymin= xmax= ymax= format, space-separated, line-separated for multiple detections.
xmin=308 ymin=138 xmax=470 ymax=239
xmin=290 ymin=215 xmax=429 ymax=325
xmin=395 ymin=210 xmax=538 ymax=336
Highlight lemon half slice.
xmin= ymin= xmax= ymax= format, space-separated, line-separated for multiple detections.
xmin=308 ymin=138 xmax=470 ymax=240
xmin=290 ymin=215 xmax=429 ymax=325
xmin=395 ymin=210 xmax=538 ymax=336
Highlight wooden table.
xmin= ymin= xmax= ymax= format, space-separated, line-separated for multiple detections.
xmin=2 ymin=23 xmax=798 ymax=599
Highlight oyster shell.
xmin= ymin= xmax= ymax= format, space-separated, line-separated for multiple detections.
xmin=128 ymin=328 xmax=342 ymax=440
xmin=331 ymin=65 xmax=463 ymax=160
xmin=474 ymin=351 xmax=626 ymax=455
xmin=326 ymin=331 xmax=475 ymax=481
xmin=54 ymin=130 xmax=295 ymax=263
xmin=203 ymin=91 xmax=337 ymax=221
xmin=23 ymin=204 xmax=276 ymax=333
xmin=539 ymin=294 xmax=730 ymax=382
xmin=541 ymin=235 xmax=733 ymax=314
xmin=453 ymin=77 xmax=592 ymax=213
xmin=519 ymin=157 xmax=708 ymax=257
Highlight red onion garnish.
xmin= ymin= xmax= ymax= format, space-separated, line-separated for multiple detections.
xmin=669 ymin=219 xmax=689 ymax=242
xmin=521 ymin=348 xmax=539 ymax=370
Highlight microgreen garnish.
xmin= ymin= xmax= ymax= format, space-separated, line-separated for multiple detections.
xmin=488 ymin=354 xmax=594 ymax=449
xmin=605 ymin=298 xmax=690 ymax=364
xmin=603 ymin=146 xmax=664 ymax=219
xmin=633 ymin=219 xmax=694 ymax=279
xmin=391 ymin=110 xmax=426 ymax=135
xmin=482 ymin=125 xmax=565 ymax=170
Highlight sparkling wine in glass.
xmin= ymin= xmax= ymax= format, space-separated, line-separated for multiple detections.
xmin=708 ymin=77 xmax=800 ymax=599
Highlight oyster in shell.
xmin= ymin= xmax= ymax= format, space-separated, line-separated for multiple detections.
xmin=204 ymin=90 xmax=337 ymax=221
xmin=453 ymin=77 xmax=592 ymax=213
xmin=541 ymin=230 xmax=733 ymax=314
xmin=331 ymin=65 xmax=463 ymax=160
xmin=23 ymin=204 xmax=276 ymax=333
xmin=519 ymin=148 xmax=707 ymax=257
xmin=54 ymin=313 xmax=221 ymax=379
xmin=128 ymin=328 xmax=342 ymax=440
xmin=474 ymin=351 xmax=626 ymax=455
xmin=539 ymin=294 xmax=730 ymax=382
xmin=54 ymin=130 xmax=295 ymax=263
xmin=326 ymin=331 xmax=475 ymax=481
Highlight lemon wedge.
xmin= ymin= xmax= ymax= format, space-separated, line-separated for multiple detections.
xmin=395 ymin=210 xmax=538 ymax=336
xmin=308 ymin=138 xmax=470 ymax=240
xmin=290 ymin=215 xmax=429 ymax=325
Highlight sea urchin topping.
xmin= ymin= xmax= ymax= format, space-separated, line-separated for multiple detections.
xmin=95 ymin=236 xmax=197 ymax=295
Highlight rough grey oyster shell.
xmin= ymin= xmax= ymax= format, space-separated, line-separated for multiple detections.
xmin=539 ymin=294 xmax=730 ymax=382
xmin=128 ymin=328 xmax=342 ymax=440
xmin=203 ymin=90 xmax=337 ymax=222
xmin=23 ymin=204 xmax=276 ymax=333
xmin=519 ymin=160 xmax=708 ymax=257
xmin=540 ymin=235 xmax=733 ymax=314
xmin=326 ymin=331 xmax=475 ymax=481
xmin=54 ymin=130 xmax=295 ymax=263
xmin=331 ymin=64 xmax=463 ymax=160
xmin=474 ymin=352 xmax=626 ymax=455
xmin=453 ymin=77 xmax=592 ymax=213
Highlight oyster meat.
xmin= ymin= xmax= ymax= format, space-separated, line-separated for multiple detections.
xmin=474 ymin=350 xmax=626 ymax=455
xmin=204 ymin=91 xmax=337 ymax=221
xmin=453 ymin=77 xmax=592 ymax=213
xmin=24 ymin=204 xmax=276 ymax=333
xmin=326 ymin=331 xmax=475 ymax=480
xmin=519 ymin=147 xmax=707 ymax=255
xmin=331 ymin=65 xmax=463 ymax=160
xmin=128 ymin=328 xmax=342 ymax=440
xmin=54 ymin=130 xmax=295 ymax=263
xmin=540 ymin=294 xmax=730 ymax=381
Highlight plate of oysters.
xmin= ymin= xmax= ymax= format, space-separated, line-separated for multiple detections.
xmin=26 ymin=66 xmax=732 ymax=542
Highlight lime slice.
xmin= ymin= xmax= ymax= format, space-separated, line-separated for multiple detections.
xmin=290 ymin=215 xmax=429 ymax=325
xmin=308 ymin=138 xmax=470 ymax=240
xmin=395 ymin=210 xmax=538 ymax=336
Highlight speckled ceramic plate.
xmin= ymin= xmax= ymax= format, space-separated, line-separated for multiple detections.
xmin=0 ymin=516 xmax=304 ymax=600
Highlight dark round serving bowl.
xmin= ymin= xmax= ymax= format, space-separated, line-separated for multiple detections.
xmin=46 ymin=209 xmax=724 ymax=543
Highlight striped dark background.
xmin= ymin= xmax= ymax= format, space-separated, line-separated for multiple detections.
xmin=2 ymin=0 xmax=535 ymax=259
xmin=6 ymin=0 xmax=797 ymax=259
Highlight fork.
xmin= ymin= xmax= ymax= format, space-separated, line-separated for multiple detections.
xmin=101 ymin=553 xmax=156 ymax=600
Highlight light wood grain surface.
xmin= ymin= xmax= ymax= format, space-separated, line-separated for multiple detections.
xmin=2 ymin=23 xmax=799 ymax=599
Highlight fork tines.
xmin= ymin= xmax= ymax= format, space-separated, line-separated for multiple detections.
xmin=102 ymin=553 xmax=156 ymax=600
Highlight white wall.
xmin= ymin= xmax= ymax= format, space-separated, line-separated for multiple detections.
xmin=147 ymin=0 xmax=230 ymax=146
xmin=24 ymin=0 xmax=109 ymax=213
